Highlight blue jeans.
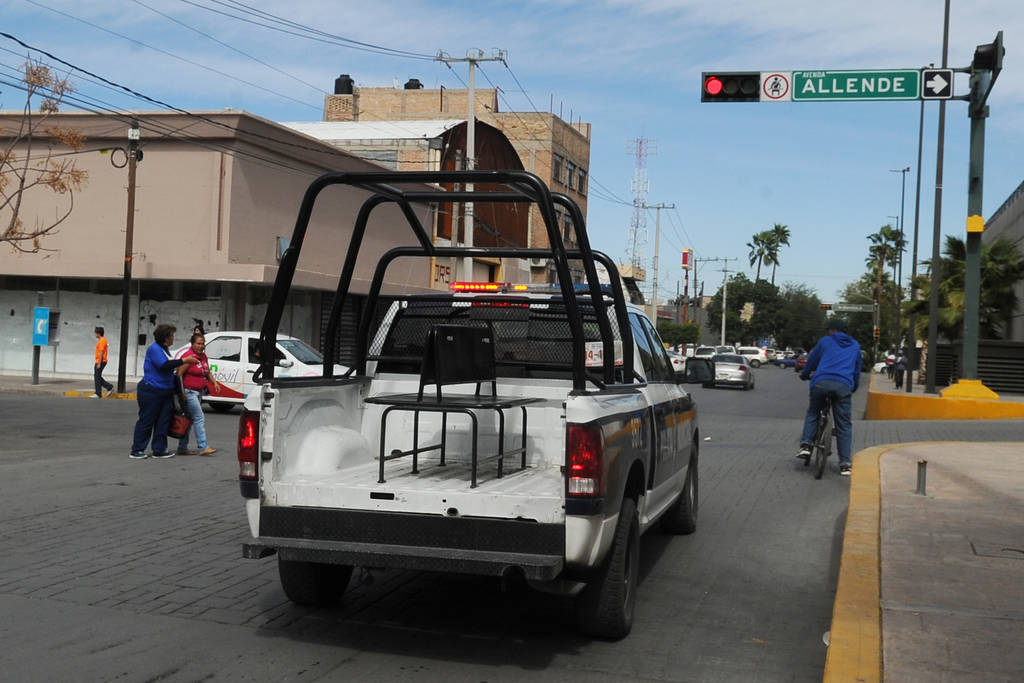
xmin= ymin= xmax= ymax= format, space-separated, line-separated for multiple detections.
xmin=800 ymin=379 xmax=853 ymax=466
xmin=177 ymin=388 xmax=208 ymax=450
xmin=131 ymin=380 xmax=176 ymax=455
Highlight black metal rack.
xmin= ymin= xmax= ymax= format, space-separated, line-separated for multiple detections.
xmin=258 ymin=170 xmax=636 ymax=392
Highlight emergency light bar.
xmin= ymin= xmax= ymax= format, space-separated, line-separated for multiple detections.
xmin=449 ymin=282 xmax=612 ymax=295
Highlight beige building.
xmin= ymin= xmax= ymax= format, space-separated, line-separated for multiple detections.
xmin=984 ymin=179 xmax=1024 ymax=341
xmin=0 ymin=110 xmax=433 ymax=376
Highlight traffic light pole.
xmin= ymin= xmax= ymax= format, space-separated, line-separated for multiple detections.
xmin=942 ymin=31 xmax=1001 ymax=400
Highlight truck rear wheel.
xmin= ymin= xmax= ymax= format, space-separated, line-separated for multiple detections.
xmin=278 ymin=558 xmax=353 ymax=606
xmin=661 ymin=450 xmax=698 ymax=534
xmin=577 ymin=497 xmax=638 ymax=639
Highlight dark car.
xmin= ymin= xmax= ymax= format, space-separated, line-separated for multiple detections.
xmin=775 ymin=356 xmax=797 ymax=368
xmin=794 ymin=353 xmax=809 ymax=372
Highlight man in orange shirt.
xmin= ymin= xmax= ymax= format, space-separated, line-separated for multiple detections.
xmin=93 ymin=326 xmax=114 ymax=398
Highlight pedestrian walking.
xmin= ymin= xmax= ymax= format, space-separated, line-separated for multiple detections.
xmin=130 ymin=324 xmax=198 ymax=460
xmin=894 ymin=351 xmax=907 ymax=390
xmin=93 ymin=326 xmax=114 ymax=397
xmin=175 ymin=332 xmax=220 ymax=456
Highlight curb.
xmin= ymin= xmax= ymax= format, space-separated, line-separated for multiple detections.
xmin=64 ymin=390 xmax=137 ymax=400
xmin=865 ymin=374 xmax=1024 ymax=420
xmin=823 ymin=444 xmax=888 ymax=683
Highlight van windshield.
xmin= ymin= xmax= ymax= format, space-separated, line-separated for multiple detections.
xmin=279 ymin=338 xmax=324 ymax=365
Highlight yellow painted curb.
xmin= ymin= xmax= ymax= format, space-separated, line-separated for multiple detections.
xmin=823 ymin=445 xmax=888 ymax=683
xmin=64 ymin=390 xmax=136 ymax=400
xmin=865 ymin=375 xmax=1024 ymax=420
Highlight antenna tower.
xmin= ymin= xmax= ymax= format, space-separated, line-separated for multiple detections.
xmin=627 ymin=137 xmax=656 ymax=268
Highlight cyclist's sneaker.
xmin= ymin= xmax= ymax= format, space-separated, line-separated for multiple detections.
xmin=840 ymin=463 xmax=852 ymax=476
xmin=797 ymin=445 xmax=812 ymax=459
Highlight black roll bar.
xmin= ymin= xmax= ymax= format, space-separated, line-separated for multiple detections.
xmin=258 ymin=170 xmax=634 ymax=391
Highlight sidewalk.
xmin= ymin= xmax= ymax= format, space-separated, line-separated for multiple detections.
xmin=826 ymin=442 xmax=1024 ymax=682
xmin=0 ymin=372 xmax=138 ymax=399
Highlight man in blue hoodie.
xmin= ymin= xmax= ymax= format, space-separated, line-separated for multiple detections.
xmin=797 ymin=318 xmax=862 ymax=475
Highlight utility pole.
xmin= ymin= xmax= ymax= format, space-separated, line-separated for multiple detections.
xmin=642 ymin=202 xmax=674 ymax=321
xmin=906 ymin=87 xmax=927 ymax=394
xmin=718 ymin=258 xmax=737 ymax=345
xmin=435 ymin=49 xmax=506 ymax=281
xmin=116 ymin=120 xmax=140 ymax=394
xmin=891 ymin=166 xmax=910 ymax=348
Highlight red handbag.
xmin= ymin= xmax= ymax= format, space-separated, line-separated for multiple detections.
xmin=168 ymin=410 xmax=191 ymax=440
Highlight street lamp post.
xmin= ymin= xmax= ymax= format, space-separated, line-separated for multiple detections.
xmin=890 ymin=167 xmax=910 ymax=348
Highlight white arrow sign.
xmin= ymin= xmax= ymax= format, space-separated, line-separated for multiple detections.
xmin=926 ymin=73 xmax=948 ymax=95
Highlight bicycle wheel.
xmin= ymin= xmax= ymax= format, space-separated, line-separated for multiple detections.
xmin=813 ymin=412 xmax=830 ymax=479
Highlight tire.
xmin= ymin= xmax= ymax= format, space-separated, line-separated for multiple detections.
xmin=750 ymin=359 xmax=761 ymax=368
xmin=578 ymin=497 xmax=639 ymax=639
xmin=661 ymin=450 xmax=698 ymax=535
xmin=813 ymin=417 xmax=830 ymax=480
xmin=209 ymin=401 xmax=235 ymax=414
xmin=278 ymin=558 xmax=353 ymax=606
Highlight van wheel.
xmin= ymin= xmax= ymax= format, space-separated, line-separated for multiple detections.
xmin=209 ymin=402 xmax=235 ymax=414
xmin=578 ymin=497 xmax=639 ymax=639
xmin=661 ymin=449 xmax=698 ymax=534
xmin=750 ymin=359 xmax=761 ymax=368
xmin=278 ymin=558 xmax=353 ymax=606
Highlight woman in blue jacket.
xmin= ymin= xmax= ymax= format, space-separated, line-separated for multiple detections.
xmin=130 ymin=324 xmax=198 ymax=459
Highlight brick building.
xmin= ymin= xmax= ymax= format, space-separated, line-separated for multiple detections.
xmin=321 ymin=76 xmax=593 ymax=282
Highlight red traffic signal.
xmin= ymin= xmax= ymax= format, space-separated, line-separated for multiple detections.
xmin=873 ymin=327 xmax=881 ymax=339
xmin=820 ymin=304 xmax=832 ymax=310
xmin=701 ymin=72 xmax=760 ymax=102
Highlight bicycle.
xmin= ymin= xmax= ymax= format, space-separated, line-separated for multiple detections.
xmin=804 ymin=395 xmax=833 ymax=479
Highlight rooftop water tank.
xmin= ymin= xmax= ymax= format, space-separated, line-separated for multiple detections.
xmin=334 ymin=74 xmax=354 ymax=95
xmin=404 ymin=78 xmax=423 ymax=90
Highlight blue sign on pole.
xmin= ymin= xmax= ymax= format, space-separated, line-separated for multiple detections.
xmin=33 ymin=307 xmax=50 ymax=346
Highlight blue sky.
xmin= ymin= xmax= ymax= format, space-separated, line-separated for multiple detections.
xmin=3 ymin=0 xmax=1022 ymax=302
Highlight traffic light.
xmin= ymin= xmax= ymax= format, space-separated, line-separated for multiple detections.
xmin=820 ymin=304 xmax=832 ymax=310
xmin=972 ymin=31 xmax=1004 ymax=74
xmin=873 ymin=327 xmax=881 ymax=339
xmin=701 ymin=72 xmax=761 ymax=102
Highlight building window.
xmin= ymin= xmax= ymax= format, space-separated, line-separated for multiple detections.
xmin=577 ymin=167 xmax=587 ymax=195
xmin=563 ymin=211 xmax=574 ymax=245
xmin=552 ymin=154 xmax=563 ymax=184
xmin=566 ymin=161 xmax=577 ymax=191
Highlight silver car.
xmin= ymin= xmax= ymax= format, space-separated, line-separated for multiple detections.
xmin=711 ymin=353 xmax=755 ymax=390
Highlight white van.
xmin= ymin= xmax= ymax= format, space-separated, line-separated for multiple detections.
xmin=175 ymin=331 xmax=347 ymax=412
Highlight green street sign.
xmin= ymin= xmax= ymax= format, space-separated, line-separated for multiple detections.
xmin=832 ymin=303 xmax=876 ymax=313
xmin=792 ymin=70 xmax=920 ymax=101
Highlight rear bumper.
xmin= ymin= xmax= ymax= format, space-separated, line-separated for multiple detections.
xmin=244 ymin=506 xmax=565 ymax=581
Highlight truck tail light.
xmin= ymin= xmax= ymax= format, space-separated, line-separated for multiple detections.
xmin=238 ymin=410 xmax=259 ymax=481
xmin=567 ymin=424 xmax=603 ymax=497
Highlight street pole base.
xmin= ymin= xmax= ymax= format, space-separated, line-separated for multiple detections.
xmin=940 ymin=379 xmax=1000 ymax=401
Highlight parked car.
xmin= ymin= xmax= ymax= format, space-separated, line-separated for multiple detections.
xmin=667 ymin=350 xmax=687 ymax=374
xmin=711 ymin=353 xmax=755 ymax=390
xmin=775 ymin=356 xmax=797 ymax=368
xmin=174 ymin=331 xmax=347 ymax=412
xmin=765 ymin=348 xmax=778 ymax=361
xmin=694 ymin=345 xmax=716 ymax=359
xmin=736 ymin=346 xmax=769 ymax=368
xmin=714 ymin=344 xmax=736 ymax=355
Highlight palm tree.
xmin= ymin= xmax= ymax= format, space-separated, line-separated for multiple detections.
xmin=866 ymin=224 xmax=902 ymax=308
xmin=907 ymin=235 xmax=1024 ymax=340
xmin=747 ymin=232 xmax=768 ymax=281
xmin=766 ymin=223 xmax=790 ymax=285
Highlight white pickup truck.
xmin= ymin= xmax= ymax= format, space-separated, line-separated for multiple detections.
xmin=237 ymin=170 xmax=713 ymax=638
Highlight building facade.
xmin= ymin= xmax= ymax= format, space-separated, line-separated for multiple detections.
xmin=984 ymin=179 xmax=1024 ymax=341
xmin=0 ymin=110 xmax=433 ymax=377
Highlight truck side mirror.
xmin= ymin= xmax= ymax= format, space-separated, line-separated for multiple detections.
xmin=680 ymin=357 xmax=714 ymax=386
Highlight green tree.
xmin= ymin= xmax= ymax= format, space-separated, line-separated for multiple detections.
xmin=765 ymin=223 xmax=791 ymax=285
xmin=906 ymin=235 xmax=1024 ymax=341
xmin=703 ymin=274 xmax=784 ymax=345
xmin=747 ymin=231 xmax=771 ymax=281
xmin=865 ymin=224 xmax=905 ymax=336
xmin=657 ymin=321 xmax=700 ymax=347
xmin=772 ymin=283 xmax=826 ymax=350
